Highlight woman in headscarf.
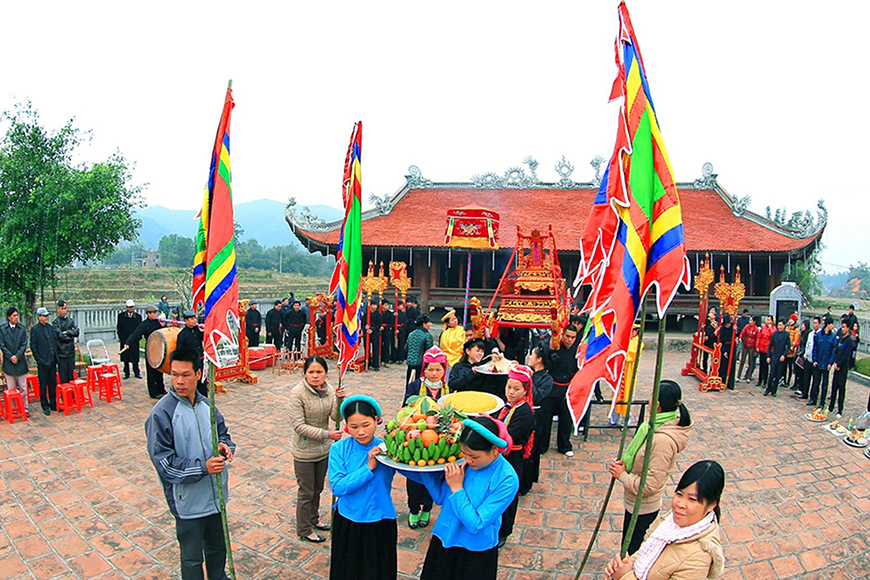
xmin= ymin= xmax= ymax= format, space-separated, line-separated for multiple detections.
xmin=521 ymin=345 xmax=553 ymax=495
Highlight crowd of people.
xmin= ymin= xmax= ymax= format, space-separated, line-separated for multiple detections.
xmin=704 ymin=304 xmax=865 ymax=415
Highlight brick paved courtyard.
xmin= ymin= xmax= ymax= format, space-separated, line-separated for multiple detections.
xmin=1 ymin=346 xmax=868 ymax=579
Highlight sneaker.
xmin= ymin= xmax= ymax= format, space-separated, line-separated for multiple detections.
xmin=419 ymin=511 xmax=430 ymax=528
xmin=564 ymin=451 xmax=574 ymax=458
xmin=408 ymin=513 xmax=419 ymax=529
xmin=806 ymin=400 xmax=817 ymax=407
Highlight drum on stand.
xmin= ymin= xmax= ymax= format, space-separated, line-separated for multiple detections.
xmin=146 ymin=327 xmax=181 ymax=374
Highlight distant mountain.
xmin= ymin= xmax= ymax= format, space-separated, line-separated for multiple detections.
xmin=133 ymin=199 xmax=342 ymax=249
xmin=820 ymin=271 xmax=850 ymax=294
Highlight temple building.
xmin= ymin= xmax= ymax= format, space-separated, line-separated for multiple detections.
xmin=287 ymin=159 xmax=825 ymax=318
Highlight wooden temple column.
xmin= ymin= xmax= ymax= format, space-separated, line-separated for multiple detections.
xmin=413 ymin=251 xmax=431 ymax=312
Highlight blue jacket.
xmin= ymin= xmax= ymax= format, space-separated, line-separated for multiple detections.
xmin=834 ymin=332 xmax=857 ymax=368
xmin=812 ymin=330 xmax=836 ymax=369
xmin=768 ymin=330 xmax=791 ymax=362
xmin=328 ymin=437 xmax=396 ymax=523
xmin=408 ymin=454 xmax=518 ymax=551
xmin=145 ymin=388 xmax=235 ymax=520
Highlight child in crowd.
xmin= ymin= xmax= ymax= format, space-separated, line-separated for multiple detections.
xmin=495 ymin=364 xmax=536 ymax=547
xmin=407 ymin=416 xmax=519 ymax=579
xmin=328 ymin=395 xmax=397 ymax=580
xmin=402 ymin=347 xmax=450 ymax=529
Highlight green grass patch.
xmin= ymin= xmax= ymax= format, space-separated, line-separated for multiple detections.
xmin=854 ymin=358 xmax=870 ymax=377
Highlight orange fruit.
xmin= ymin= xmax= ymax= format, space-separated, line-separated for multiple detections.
xmin=417 ymin=460 xmax=427 ymax=467
xmin=427 ymin=460 xmax=435 ymax=466
xmin=436 ymin=458 xmax=445 ymax=465
xmin=447 ymin=456 xmax=456 ymax=463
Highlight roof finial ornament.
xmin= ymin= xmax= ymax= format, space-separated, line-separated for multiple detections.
xmin=693 ymin=162 xmax=718 ymax=188
xmin=555 ymin=156 xmax=578 ymax=188
xmin=406 ymin=165 xmax=434 ymax=188
xmin=590 ymin=155 xmax=605 ymax=187
xmin=369 ymin=193 xmax=393 ymax=215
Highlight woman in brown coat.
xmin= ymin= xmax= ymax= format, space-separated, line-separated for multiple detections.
xmin=289 ymin=356 xmax=345 ymax=543
xmin=605 ymin=460 xmax=725 ymax=580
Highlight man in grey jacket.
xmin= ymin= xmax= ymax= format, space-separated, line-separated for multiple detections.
xmin=0 ymin=306 xmax=29 ymax=398
xmin=52 ymin=300 xmax=80 ymax=383
xmin=145 ymin=348 xmax=235 ymax=580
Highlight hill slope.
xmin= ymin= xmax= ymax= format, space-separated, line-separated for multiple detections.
xmin=134 ymin=199 xmax=341 ymax=249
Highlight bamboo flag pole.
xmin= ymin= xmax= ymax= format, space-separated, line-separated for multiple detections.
xmin=620 ymin=313 xmax=667 ymax=557
xmin=575 ymin=300 xmax=648 ymax=579
xmin=208 ymin=361 xmax=236 ymax=579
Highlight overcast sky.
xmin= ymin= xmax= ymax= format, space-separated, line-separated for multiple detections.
xmin=2 ymin=1 xmax=866 ymax=272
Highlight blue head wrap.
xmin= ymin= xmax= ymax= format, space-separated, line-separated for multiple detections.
xmin=340 ymin=394 xmax=383 ymax=419
xmin=462 ymin=418 xmax=507 ymax=449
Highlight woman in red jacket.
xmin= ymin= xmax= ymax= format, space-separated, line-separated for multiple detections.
xmin=737 ymin=317 xmax=759 ymax=383
xmin=755 ymin=316 xmax=774 ymax=387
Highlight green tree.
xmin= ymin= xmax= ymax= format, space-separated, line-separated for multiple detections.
xmin=784 ymin=247 xmax=825 ymax=306
xmin=101 ymin=242 xmax=146 ymax=266
xmin=158 ymin=234 xmax=195 ymax=267
xmin=0 ymin=101 xmax=144 ymax=320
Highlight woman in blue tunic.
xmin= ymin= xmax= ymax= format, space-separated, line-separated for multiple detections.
xmin=408 ymin=416 xmax=519 ymax=579
xmin=328 ymin=395 xmax=397 ymax=580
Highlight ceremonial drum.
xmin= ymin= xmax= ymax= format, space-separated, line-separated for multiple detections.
xmin=249 ymin=347 xmax=268 ymax=370
xmin=146 ymin=327 xmax=181 ymax=374
xmin=262 ymin=344 xmax=278 ymax=367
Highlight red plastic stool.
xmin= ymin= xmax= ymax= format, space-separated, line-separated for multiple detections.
xmin=56 ymin=383 xmax=81 ymax=416
xmin=99 ymin=373 xmax=122 ymax=403
xmin=4 ymin=389 xmax=28 ymax=424
xmin=0 ymin=389 xmax=7 ymax=420
xmin=72 ymin=379 xmax=93 ymax=409
xmin=86 ymin=365 xmax=103 ymax=392
xmin=26 ymin=374 xmax=40 ymax=404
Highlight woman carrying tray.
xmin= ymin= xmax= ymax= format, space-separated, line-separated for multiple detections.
xmin=406 ymin=416 xmax=519 ymax=579
xmin=495 ymin=364 xmax=536 ymax=548
xmin=402 ymin=347 xmax=451 ymax=529
xmin=328 ymin=395 xmax=397 ymax=580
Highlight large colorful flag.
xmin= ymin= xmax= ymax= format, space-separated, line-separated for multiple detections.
xmin=329 ymin=122 xmax=363 ymax=380
xmin=197 ymin=85 xmax=240 ymax=368
xmin=568 ymin=2 xmax=691 ymax=427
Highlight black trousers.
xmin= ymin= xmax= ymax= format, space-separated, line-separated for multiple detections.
xmin=757 ymin=353 xmax=769 ymax=385
xmin=808 ymin=365 xmax=830 ymax=406
xmin=396 ymin=327 xmax=406 ymax=362
xmin=37 ymin=363 xmax=57 ymax=412
xmin=406 ymin=479 xmax=433 ymax=514
xmin=767 ymin=359 xmax=785 ymax=394
xmin=246 ymin=331 xmax=260 ymax=348
xmin=720 ymin=347 xmax=735 ymax=389
xmin=368 ymin=334 xmax=380 ymax=369
xmin=623 ymin=510 xmax=659 ymax=556
xmin=120 ymin=342 xmax=140 ymax=377
xmin=784 ymin=357 xmax=794 ymax=385
xmin=146 ymin=366 xmax=165 ymax=398
xmin=57 ymin=357 xmax=75 ymax=383
xmin=175 ymin=513 xmax=228 ymax=580
xmin=829 ymin=367 xmax=848 ymax=415
xmin=286 ymin=328 xmax=303 ymax=352
xmin=381 ymin=330 xmax=392 ymax=364
xmin=539 ymin=388 xmax=573 ymax=454
xmin=266 ymin=328 xmax=281 ymax=346
xmin=799 ymin=361 xmax=813 ymax=396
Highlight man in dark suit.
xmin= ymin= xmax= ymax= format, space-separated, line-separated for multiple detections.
xmin=30 ymin=307 xmax=58 ymax=415
xmin=117 ymin=300 xmax=142 ymax=379
xmin=176 ymin=311 xmax=206 ymax=396
xmin=125 ymin=305 xmax=166 ymax=399
xmin=0 ymin=307 xmax=29 ymax=393
xmin=245 ymin=301 xmax=261 ymax=347
xmin=283 ymin=301 xmax=307 ymax=354
xmin=381 ymin=303 xmax=394 ymax=368
xmin=367 ymin=299 xmax=381 ymax=371
xmin=52 ymin=300 xmax=80 ymax=383
xmin=395 ymin=303 xmax=407 ymax=363
xmin=265 ymin=301 xmax=283 ymax=346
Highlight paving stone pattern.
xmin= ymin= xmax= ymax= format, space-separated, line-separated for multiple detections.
xmin=0 ymin=346 xmax=868 ymax=579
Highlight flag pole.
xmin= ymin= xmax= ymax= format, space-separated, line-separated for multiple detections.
xmin=208 ymin=361 xmax=236 ymax=579
xmin=575 ymin=299 xmax=648 ymax=579
xmin=621 ymin=312 xmax=667 ymax=557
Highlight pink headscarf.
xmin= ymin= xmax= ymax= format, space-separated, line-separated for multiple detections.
xmin=491 ymin=418 xmax=513 ymax=455
xmin=422 ymin=346 xmax=447 ymax=366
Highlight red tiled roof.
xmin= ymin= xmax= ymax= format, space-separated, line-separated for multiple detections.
xmin=292 ymin=186 xmax=822 ymax=254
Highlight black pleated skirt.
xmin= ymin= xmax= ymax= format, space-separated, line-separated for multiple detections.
xmin=329 ymin=510 xmax=397 ymax=580
xmin=420 ymin=535 xmax=498 ymax=580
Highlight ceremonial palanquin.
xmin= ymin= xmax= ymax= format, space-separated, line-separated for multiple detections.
xmin=485 ymin=224 xmax=569 ymax=336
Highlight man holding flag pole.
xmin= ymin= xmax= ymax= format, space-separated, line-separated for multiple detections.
xmin=147 ymin=81 xmax=239 ymax=580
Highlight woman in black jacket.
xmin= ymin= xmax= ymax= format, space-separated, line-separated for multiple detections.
xmin=449 ymin=338 xmax=486 ymax=393
xmin=522 ymin=345 xmax=552 ymax=495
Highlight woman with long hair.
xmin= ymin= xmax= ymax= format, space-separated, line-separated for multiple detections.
xmin=608 ymin=380 xmax=693 ymax=555
xmin=288 ymin=356 xmax=345 ymax=543
xmin=605 ymin=460 xmax=725 ymax=580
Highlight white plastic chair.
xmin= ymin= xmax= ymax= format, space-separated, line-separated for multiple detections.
xmin=86 ymin=339 xmax=111 ymax=366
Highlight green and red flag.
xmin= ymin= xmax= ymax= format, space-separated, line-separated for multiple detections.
xmin=568 ymin=1 xmax=690 ymax=427
xmin=196 ymin=86 xmax=240 ymax=368
xmin=329 ymin=122 xmax=363 ymax=379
